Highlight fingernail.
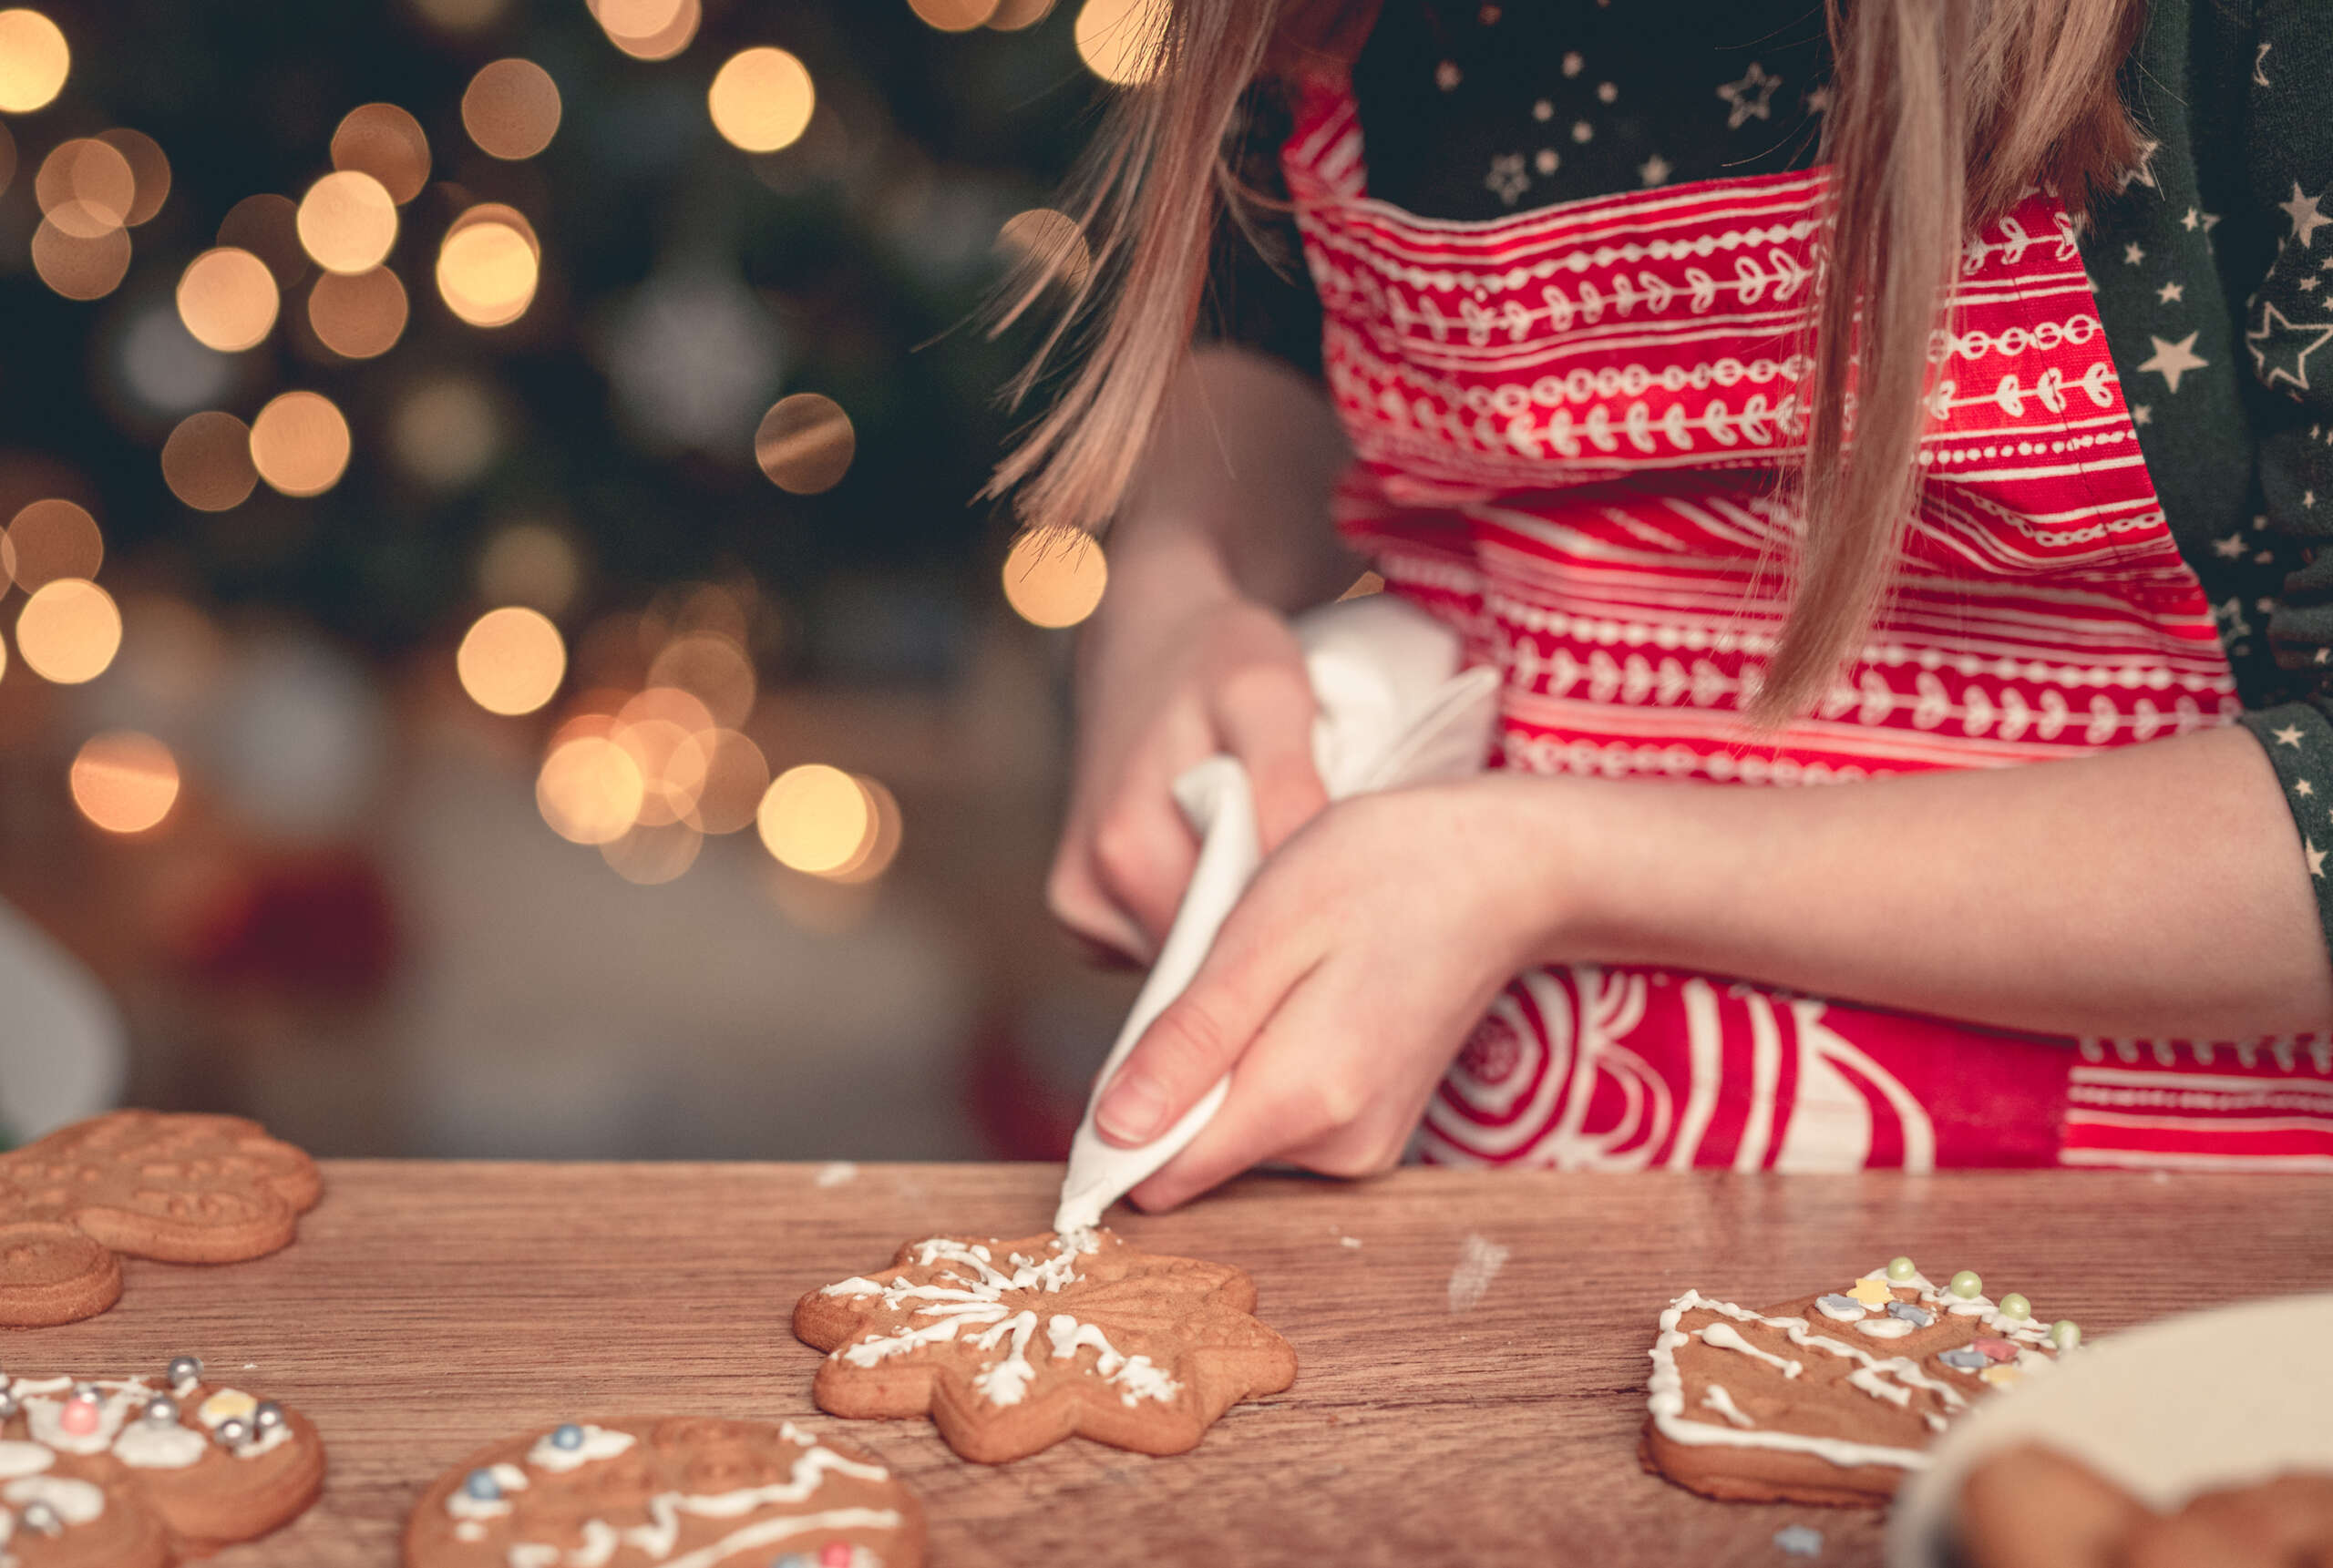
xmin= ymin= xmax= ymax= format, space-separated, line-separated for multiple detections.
xmin=1095 ymin=1074 xmax=1168 ymax=1145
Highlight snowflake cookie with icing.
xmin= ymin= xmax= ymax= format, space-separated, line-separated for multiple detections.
xmin=794 ymin=1229 xmax=1299 ymax=1463
xmin=0 ymin=1356 xmax=324 ymax=1566
xmin=0 ymin=1111 xmax=322 ymax=1326
xmin=1642 ymin=1257 xmax=2081 ymax=1506
xmin=402 ymin=1417 xmax=923 ymax=1568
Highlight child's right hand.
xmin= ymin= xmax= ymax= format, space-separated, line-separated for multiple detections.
xmin=1046 ymin=574 xmax=1328 ymax=965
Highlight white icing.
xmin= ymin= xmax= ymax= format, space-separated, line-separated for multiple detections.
xmin=24 ymin=1390 xmax=132 ymax=1455
xmin=528 ymin=1424 xmax=636 ymax=1473
xmin=457 ymin=1521 xmax=487 ymax=1543
xmin=819 ymin=1277 xmax=884 ymax=1298
xmin=1814 ymin=1297 xmax=1867 ymax=1323
xmin=1701 ymin=1385 xmax=1755 ymax=1428
xmin=7 ymin=1378 xmax=70 ymax=1399
xmin=3 ymin=1475 xmax=104 ymax=1525
xmin=1847 ymin=1367 xmax=1912 ymax=1408
xmin=660 ymin=1508 xmax=900 ymax=1568
xmin=969 ymin=1311 xmax=1039 ymax=1406
xmin=1044 ymin=1315 xmax=1181 ymax=1407
xmin=0 ymin=1444 xmax=52 ymax=1481
xmin=1699 ymin=1322 xmax=1803 ymax=1378
xmin=445 ymin=1463 xmax=530 ymax=1521
xmin=111 ymin=1419 xmax=209 ymax=1470
xmin=507 ymin=1442 xmax=894 ymax=1565
xmin=1854 ymin=1317 xmax=1917 ymax=1340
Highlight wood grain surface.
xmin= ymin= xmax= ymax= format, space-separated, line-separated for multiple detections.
xmin=7 ymin=1162 xmax=2328 ymax=1566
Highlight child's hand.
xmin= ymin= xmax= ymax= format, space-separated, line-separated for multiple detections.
xmin=1090 ymin=774 xmax=1580 ymax=1209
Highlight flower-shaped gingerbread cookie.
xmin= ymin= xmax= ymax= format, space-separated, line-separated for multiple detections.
xmin=0 ymin=1112 xmax=322 ymax=1326
xmin=795 ymin=1229 xmax=1298 ymax=1463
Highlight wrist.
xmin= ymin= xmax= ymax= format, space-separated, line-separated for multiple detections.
xmin=1463 ymin=770 xmax=1689 ymax=971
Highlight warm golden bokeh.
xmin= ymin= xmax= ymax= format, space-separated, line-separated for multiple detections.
xmin=437 ymin=210 xmax=540 ymax=327
xmin=30 ymin=217 xmax=128 ymax=299
xmin=307 ymin=265 xmax=408 ymax=359
xmin=996 ymin=207 xmax=1093 ymax=292
xmin=827 ymin=774 xmax=902 ymax=883
xmin=987 ymin=0 xmax=1057 ymax=28
xmin=16 ymin=578 xmax=120 ymax=684
xmin=0 ymin=8 xmax=68 ymax=114
xmin=5 ymin=497 xmax=101 ymax=589
xmin=219 ymin=193 xmax=307 ymax=287
xmin=296 ymin=169 xmax=398 ymax=274
xmin=600 ymin=0 xmax=698 ymax=60
xmin=753 ymin=394 xmax=854 ymax=494
xmin=1002 ymin=528 xmax=1108 ymax=628
xmin=160 ymin=412 xmax=259 ymax=512
xmin=69 ymin=731 xmax=180 ymax=835
xmin=36 ymin=138 xmax=134 ymax=237
xmin=249 ymin=390 xmax=353 ymax=497
xmin=1073 ymin=0 xmax=1168 ymax=85
xmin=707 ymin=47 xmax=814 ymax=153
xmin=755 ymin=763 xmax=869 ymax=875
xmin=331 ymin=103 xmax=431 ymax=204
xmin=910 ymin=0 xmax=1001 ymax=31
xmin=462 ymin=58 xmax=561 ymax=159
xmin=672 ymin=728 xmax=767 ymax=835
xmin=601 ymin=820 xmax=702 ymax=884
xmin=646 ymin=631 xmax=755 ymax=729
xmin=456 ymin=606 xmax=567 ymax=716
xmin=96 ymin=128 xmax=169 ymax=223
xmin=476 ymin=521 xmax=582 ymax=616
xmin=176 ymin=247 xmax=280 ymax=352
xmin=537 ymin=734 xmax=646 ymax=845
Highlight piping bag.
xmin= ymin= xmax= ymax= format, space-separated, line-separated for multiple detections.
xmin=1053 ymin=592 xmax=1502 ymax=1234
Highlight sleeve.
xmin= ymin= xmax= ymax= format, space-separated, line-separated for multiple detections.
xmin=2229 ymin=0 xmax=2333 ymax=926
xmin=1197 ymin=82 xmax=1327 ymax=381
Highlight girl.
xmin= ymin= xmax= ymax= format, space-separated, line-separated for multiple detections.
xmin=1001 ymin=0 xmax=2333 ymax=1204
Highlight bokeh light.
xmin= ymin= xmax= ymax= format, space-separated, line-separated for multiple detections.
xmin=601 ymin=820 xmax=702 ymax=884
xmin=249 ymin=390 xmax=352 ymax=497
xmin=456 ymin=606 xmax=566 ymax=716
xmin=754 ymin=393 xmax=854 ymax=494
xmin=708 ymin=47 xmax=814 ymax=153
xmin=755 ymin=763 xmax=868 ymax=875
xmin=1002 ymin=528 xmax=1108 ymax=628
xmin=69 ymin=731 xmax=180 ymax=835
xmin=36 ymin=138 xmax=134 ymax=237
xmin=410 ymin=0 xmax=507 ymax=34
xmin=1074 ymin=0 xmax=1168 ymax=86
xmin=96 ymin=128 xmax=168 ymax=223
xmin=988 ymin=0 xmax=1057 ymax=27
xmin=828 ymin=774 xmax=902 ymax=883
xmin=160 ymin=412 xmax=259 ymax=511
xmin=296 ymin=169 xmax=398 ymax=274
xmin=672 ymin=728 xmax=767 ymax=835
xmin=437 ymin=205 xmax=539 ymax=327
xmin=611 ymin=687 xmax=715 ymax=827
xmin=602 ymin=0 xmax=698 ymax=59
xmin=0 ymin=8 xmax=69 ymax=114
xmin=390 ymin=374 xmax=501 ymax=489
xmin=307 ymin=265 xmax=408 ymax=359
xmin=4 ymin=497 xmax=101 ymax=589
xmin=16 ymin=578 xmax=120 ymax=683
xmin=219 ymin=193 xmax=307 ymax=288
xmin=31 ymin=216 xmax=129 ymax=299
xmin=997 ymin=207 xmax=1093 ymax=292
xmin=476 ymin=520 xmax=582 ymax=616
xmin=0 ymin=121 xmax=15 ymax=196
xmin=537 ymin=734 xmax=645 ymax=845
xmin=910 ymin=0 xmax=1001 ymax=31
xmin=462 ymin=58 xmax=560 ymax=159
xmin=331 ymin=104 xmax=431 ymax=205
xmin=646 ymin=631 xmax=755 ymax=728
xmin=176 ymin=247 xmax=280 ymax=352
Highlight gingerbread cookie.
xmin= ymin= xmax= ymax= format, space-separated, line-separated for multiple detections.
xmin=1641 ymin=1257 xmax=2079 ymax=1506
xmin=0 ymin=1112 xmax=322 ymax=1326
xmin=794 ymin=1228 xmax=1298 ymax=1463
xmin=403 ymin=1417 xmax=923 ymax=1568
xmin=1958 ymin=1444 xmax=2333 ymax=1568
xmin=0 ymin=1356 xmax=324 ymax=1565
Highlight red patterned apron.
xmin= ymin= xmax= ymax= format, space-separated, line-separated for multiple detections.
xmin=1282 ymin=78 xmax=2333 ymax=1171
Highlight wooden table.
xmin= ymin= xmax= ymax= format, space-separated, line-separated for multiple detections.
xmin=16 ymin=1163 xmax=2331 ymax=1565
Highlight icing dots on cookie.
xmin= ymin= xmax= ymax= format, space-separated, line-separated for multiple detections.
xmin=528 ymin=1422 xmax=636 ymax=1473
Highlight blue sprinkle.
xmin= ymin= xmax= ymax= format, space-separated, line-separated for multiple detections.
xmin=1938 ymin=1348 xmax=1989 ymax=1371
xmin=551 ymin=1423 xmax=586 ymax=1450
xmin=772 ymin=1555 xmax=814 ymax=1568
xmin=1815 ymin=1294 xmax=1865 ymax=1316
xmin=1774 ymin=1522 xmax=1824 ymax=1557
xmin=1886 ymin=1300 xmax=1934 ymax=1327
xmin=463 ymin=1469 xmax=501 ymax=1501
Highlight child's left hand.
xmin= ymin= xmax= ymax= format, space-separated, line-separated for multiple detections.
xmin=1090 ymin=773 xmax=1585 ymax=1211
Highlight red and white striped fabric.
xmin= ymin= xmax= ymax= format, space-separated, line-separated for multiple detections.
xmin=1280 ymin=77 xmax=2332 ymax=1171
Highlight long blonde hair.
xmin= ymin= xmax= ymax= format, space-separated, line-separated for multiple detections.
xmin=991 ymin=0 xmax=2143 ymax=719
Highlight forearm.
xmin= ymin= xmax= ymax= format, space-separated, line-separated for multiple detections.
xmin=1530 ymin=726 xmax=2333 ymax=1037
xmin=1105 ymin=344 xmax=1360 ymax=615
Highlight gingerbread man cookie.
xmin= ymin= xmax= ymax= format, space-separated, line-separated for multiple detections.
xmin=1641 ymin=1257 xmax=2080 ymax=1506
xmin=0 ymin=1356 xmax=325 ymax=1565
xmin=403 ymin=1417 xmax=923 ymax=1568
xmin=795 ymin=1228 xmax=1298 ymax=1463
xmin=0 ymin=1112 xmax=321 ymax=1326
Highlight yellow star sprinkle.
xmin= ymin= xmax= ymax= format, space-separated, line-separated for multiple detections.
xmin=1979 ymin=1365 xmax=2023 ymax=1389
xmin=199 ymin=1389 xmax=258 ymax=1424
xmin=1847 ymin=1278 xmax=1895 ymax=1307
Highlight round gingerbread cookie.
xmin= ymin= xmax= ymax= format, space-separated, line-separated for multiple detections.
xmin=0 ymin=1356 xmax=324 ymax=1564
xmin=404 ymin=1417 xmax=924 ymax=1568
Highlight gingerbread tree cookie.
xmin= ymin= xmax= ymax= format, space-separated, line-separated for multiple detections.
xmin=0 ymin=1356 xmax=325 ymax=1565
xmin=1642 ymin=1257 xmax=2081 ymax=1506
xmin=794 ymin=1228 xmax=1298 ymax=1464
xmin=0 ymin=1112 xmax=322 ymax=1326
xmin=403 ymin=1417 xmax=923 ymax=1568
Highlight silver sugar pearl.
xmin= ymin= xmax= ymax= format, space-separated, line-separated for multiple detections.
xmin=252 ymin=1401 xmax=285 ymax=1432
xmin=214 ymin=1416 xmax=252 ymax=1448
xmin=0 ymin=1390 xmax=19 ymax=1419
xmin=167 ymin=1356 xmax=202 ymax=1387
xmin=143 ymin=1395 xmax=180 ymax=1425
xmin=20 ymin=1499 xmax=61 ymax=1535
xmin=67 ymin=1383 xmax=99 ymax=1405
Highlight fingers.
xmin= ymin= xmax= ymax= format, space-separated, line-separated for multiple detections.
xmin=1210 ymin=662 xmax=1327 ymax=855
